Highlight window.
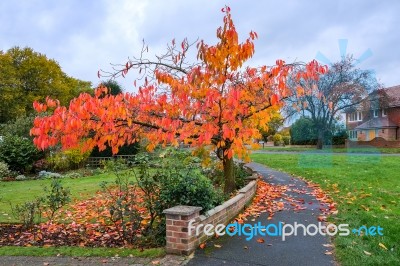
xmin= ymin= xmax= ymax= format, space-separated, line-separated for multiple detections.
xmin=382 ymin=109 xmax=388 ymax=117
xmin=373 ymin=110 xmax=379 ymax=117
xmin=349 ymin=112 xmax=363 ymax=122
xmin=349 ymin=130 xmax=358 ymax=140
xmin=382 ymin=129 xmax=385 ymax=133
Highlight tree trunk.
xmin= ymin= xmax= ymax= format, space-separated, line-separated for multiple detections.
xmin=223 ymin=156 xmax=236 ymax=194
xmin=316 ymin=129 xmax=324 ymax=150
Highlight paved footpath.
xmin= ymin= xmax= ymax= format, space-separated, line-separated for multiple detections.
xmin=0 ymin=254 xmax=189 ymax=266
xmin=187 ymin=162 xmax=336 ymax=266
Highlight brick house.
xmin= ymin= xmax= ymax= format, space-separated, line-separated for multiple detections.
xmin=345 ymin=85 xmax=400 ymax=141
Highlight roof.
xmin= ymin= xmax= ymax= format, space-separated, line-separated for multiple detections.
xmin=344 ymin=85 xmax=400 ymax=113
xmin=355 ymin=117 xmax=399 ymax=130
xmin=384 ymin=85 xmax=400 ymax=107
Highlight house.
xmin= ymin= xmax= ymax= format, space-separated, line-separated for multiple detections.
xmin=345 ymin=85 xmax=400 ymax=141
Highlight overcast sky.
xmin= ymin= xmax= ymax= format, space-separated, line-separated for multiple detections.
xmin=1 ymin=0 xmax=399 ymax=92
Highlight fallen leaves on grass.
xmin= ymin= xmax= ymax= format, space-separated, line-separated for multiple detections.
xmin=379 ymin=243 xmax=388 ymax=250
xmin=363 ymin=250 xmax=372 ymax=256
xmin=0 ymin=186 xmax=152 ymax=248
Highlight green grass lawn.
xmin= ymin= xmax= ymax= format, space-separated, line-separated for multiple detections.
xmin=0 ymin=172 xmax=118 ymax=223
xmin=258 ymin=146 xmax=400 ymax=154
xmin=251 ymin=153 xmax=399 ymax=266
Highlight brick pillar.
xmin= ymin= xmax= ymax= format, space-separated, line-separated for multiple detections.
xmin=163 ymin=205 xmax=202 ymax=255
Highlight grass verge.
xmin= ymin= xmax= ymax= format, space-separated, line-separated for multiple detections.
xmin=0 ymin=246 xmax=165 ymax=257
xmin=258 ymin=146 xmax=400 ymax=154
xmin=251 ymin=153 xmax=399 ymax=266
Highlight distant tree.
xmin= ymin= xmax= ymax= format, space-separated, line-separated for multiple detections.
xmin=258 ymin=112 xmax=284 ymax=142
xmin=285 ymin=56 xmax=380 ymax=149
xmin=290 ymin=117 xmax=317 ymax=145
xmin=99 ymin=80 xmax=124 ymax=96
xmin=0 ymin=47 xmax=92 ymax=123
xmin=290 ymin=117 xmax=348 ymax=146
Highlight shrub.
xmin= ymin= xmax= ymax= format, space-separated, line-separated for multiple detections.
xmin=38 ymin=170 xmax=63 ymax=179
xmin=0 ymin=161 xmax=11 ymax=179
xmin=15 ymin=174 xmax=27 ymax=181
xmin=32 ymin=159 xmax=49 ymax=173
xmin=0 ymin=115 xmax=35 ymax=139
xmin=47 ymin=148 xmax=90 ymax=171
xmin=0 ymin=136 xmax=43 ymax=173
xmin=11 ymin=198 xmax=43 ymax=228
xmin=282 ymin=135 xmax=291 ymax=146
xmin=43 ymin=179 xmax=71 ymax=220
xmin=159 ymin=167 xmax=222 ymax=212
xmin=63 ymin=172 xmax=82 ymax=179
xmin=273 ymin=133 xmax=283 ymax=146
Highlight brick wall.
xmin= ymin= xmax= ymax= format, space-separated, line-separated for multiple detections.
xmin=388 ymin=107 xmax=400 ymax=126
xmin=346 ymin=137 xmax=400 ymax=148
xmin=163 ymin=179 xmax=257 ymax=255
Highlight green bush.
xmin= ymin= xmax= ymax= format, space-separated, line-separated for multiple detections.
xmin=282 ymin=135 xmax=291 ymax=145
xmin=43 ymin=179 xmax=71 ymax=220
xmin=272 ymin=133 xmax=283 ymax=146
xmin=0 ymin=135 xmax=42 ymax=173
xmin=0 ymin=161 xmax=11 ymax=179
xmin=11 ymin=198 xmax=43 ymax=228
xmin=63 ymin=172 xmax=82 ymax=179
xmin=15 ymin=174 xmax=27 ymax=181
xmin=0 ymin=115 xmax=35 ymax=139
xmin=159 ymin=167 xmax=223 ymax=212
xmin=47 ymin=148 xmax=90 ymax=171
xmin=38 ymin=171 xmax=63 ymax=179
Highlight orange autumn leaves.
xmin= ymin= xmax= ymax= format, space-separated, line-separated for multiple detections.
xmin=30 ymin=7 xmax=327 ymax=163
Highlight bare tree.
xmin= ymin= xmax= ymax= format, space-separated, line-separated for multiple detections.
xmin=285 ymin=56 xmax=380 ymax=149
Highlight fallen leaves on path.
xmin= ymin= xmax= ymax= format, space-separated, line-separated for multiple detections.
xmin=236 ymin=176 xmax=337 ymax=224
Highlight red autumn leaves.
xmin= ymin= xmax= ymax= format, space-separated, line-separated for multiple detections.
xmin=30 ymin=7 xmax=327 ymax=166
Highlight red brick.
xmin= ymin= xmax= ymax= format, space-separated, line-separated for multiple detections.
xmin=167 ymin=237 xmax=178 ymax=243
xmin=173 ymin=220 xmax=187 ymax=226
xmin=166 ymin=225 xmax=181 ymax=232
xmin=172 ymin=232 xmax=188 ymax=238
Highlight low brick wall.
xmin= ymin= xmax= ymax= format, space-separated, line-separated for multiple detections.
xmin=163 ymin=179 xmax=257 ymax=255
xmin=346 ymin=138 xmax=400 ymax=148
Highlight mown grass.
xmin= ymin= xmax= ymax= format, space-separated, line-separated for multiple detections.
xmin=251 ymin=153 xmax=399 ymax=266
xmin=0 ymin=246 xmax=165 ymax=257
xmin=0 ymin=172 xmax=118 ymax=223
xmin=258 ymin=146 xmax=400 ymax=154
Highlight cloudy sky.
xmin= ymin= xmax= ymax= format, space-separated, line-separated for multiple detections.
xmin=1 ymin=0 xmax=399 ymax=92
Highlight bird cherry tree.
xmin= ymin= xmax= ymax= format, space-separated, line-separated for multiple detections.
xmin=31 ymin=7 xmax=327 ymax=193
